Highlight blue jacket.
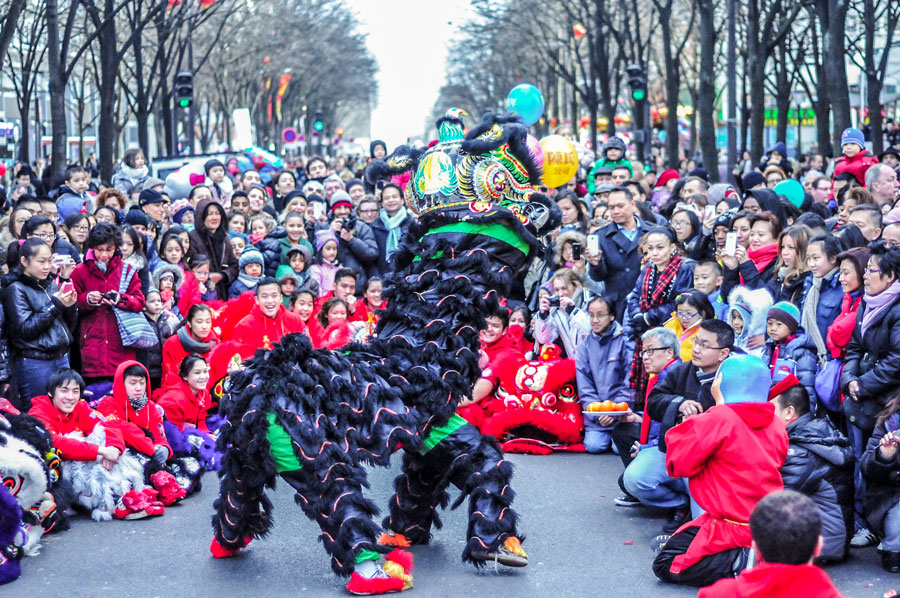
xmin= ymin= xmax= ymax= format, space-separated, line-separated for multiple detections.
xmin=575 ymin=322 xmax=630 ymax=432
xmin=587 ymin=219 xmax=647 ymax=321
xmin=800 ymin=269 xmax=843 ymax=349
xmin=707 ymin=289 xmax=727 ymax=320
xmin=763 ymin=330 xmax=819 ymax=408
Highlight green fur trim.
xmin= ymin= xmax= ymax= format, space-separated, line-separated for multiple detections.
xmin=355 ymin=549 xmax=381 ymax=564
xmin=419 ymin=413 xmax=468 ymax=454
xmin=266 ymin=413 xmax=302 ymax=473
xmin=422 ymin=222 xmax=530 ymax=256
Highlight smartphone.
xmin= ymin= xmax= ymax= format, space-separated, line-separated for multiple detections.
xmin=587 ymin=234 xmax=600 ymax=255
xmin=725 ymin=232 xmax=738 ymax=257
xmin=61 ymin=281 xmax=74 ymax=294
xmin=571 ymin=241 xmax=583 ymax=261
xmin=312 ymin=202 xmax=325 ymax=220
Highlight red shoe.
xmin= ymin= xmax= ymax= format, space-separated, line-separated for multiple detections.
xmin=113 ymin=490 xmax=151 ymax=520
xmin=346 ymin=550 xmax=414 ymax=595
xmin=150 ymin=471 xmax=187 ymax=506
xmin=209 ymin=536 xmax=251 ymax=558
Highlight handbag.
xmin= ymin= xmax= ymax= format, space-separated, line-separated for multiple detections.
xmin=815 ymin=358 xmax=843 ymax=413
xmin=113 ymin=264 xmax=156 ymax=349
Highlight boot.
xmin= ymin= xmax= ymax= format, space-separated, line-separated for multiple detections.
xmin=881 ymin=549 xmax=900 ymax=573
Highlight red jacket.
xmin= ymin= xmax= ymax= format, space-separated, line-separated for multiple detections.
xmin=233 ymin=304 xmax=306 ymax=350
xmin=832 ymin=150 xmax=878 ymax=186
xmin=826 ymin=293 xmax=862 ymax=359
xmin=71 ymin=252 xmax=145 ymax=378
xmin=665 ymin=402 xmax=788 ymax=573
xmin=96 ymin=361 xmax=171 ymax=457
xmin=161 ymin=329 xmax=220 ymax=391
xmin=698 ymin=562 xmax=845 ymax=598
xmin=158 ymin=378 xmax=211 ymax=433
xmin=177 ymin=267 xmax=202 ymax=317
xmin=29 ymin=395 xmax=125 ymax=461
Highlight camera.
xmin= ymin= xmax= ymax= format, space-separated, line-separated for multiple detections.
xmin=548 ymin=294 xmax=561 ymax=308
xmin=571 ymin=241 xmax=583 ymax=262
xmin=342 ymin=214 xmax=357 ymax=231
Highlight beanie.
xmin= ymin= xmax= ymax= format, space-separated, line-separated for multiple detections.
xmin=742 ymin=171 xmax=766 ymax=191
xmin=773 ymin=179 xmax=805 ymax=209
xmin=840 ymin=127 xmax=866 ymax=150
xmin=286 ymin=244 xmax=311 ymax=263
xmin=768 ymin=373 xmax=800 ymax=401
xmin=283 ymin=189 xmax=306 ymax=206
xmin=138 ymin=188 xmax=166 ymax=206
xmin=315 ymin=229 xmax=338 ymax=253
xmin=655 ymin=169 xmax=680 ymax=188
xmin=124 ymin=208 xmax=151 ymax=228
xmin=768 ymin=301 xmax=800 ymax=335
xmin=204 ymin=159 xmax=225 ymax=175
xmin=718 ymin=354 xmax=771 ymax=404
xmin=688 ymin=167 xmax=709 ymax=181
xmin=170 ymin=199 xmax=194 ymax=223
xmin=238 ymin=246 xmax=264 ymax=271
xmin=329 ymin=190 xmax=352 ymax=212
xmin=345 ymin=178 xmax=365 ymax=193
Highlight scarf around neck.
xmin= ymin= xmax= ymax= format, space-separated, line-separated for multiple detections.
xmin=128 ymin=393 xmax=149 ymax=412
xmin=380 ymin=207 xmax=407 ymax=255
xmin=861 ymin=280 xmax=900 ymax=338
xmin=177 ymin=325 xmax=215 ymax=354
xmin=748 ymin=243 xmax=779 ymax=273
xmin=121 ymin=163 xmax=148 ymax=182
xmin=801 ymin=267 xmax=836 ymax=362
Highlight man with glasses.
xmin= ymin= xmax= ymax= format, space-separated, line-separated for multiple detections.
xmin=356 ymin=197 xmax=380 ymax=226
xmin=810 ymin=175 xmax=832 ymax=207
xmin=575 ymin=296 xmax=630 ymax=454
xmin=625 ymin=320 xmax=734 ymax=534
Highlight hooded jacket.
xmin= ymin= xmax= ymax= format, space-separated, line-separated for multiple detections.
xmin=158 ymin=377 xmax=212 ymax=434
xmin=727 ymin=287 xmax=773 ymax=358
xmin=832 ymin=149 xmax=879 ymax=186
xmin=187 ymin=198 xmax=238 ymax=298
xmin=232 ymin=304 xmax=305 ymax=351
xmin=575 ymin=322 xmax=631 ymax=431
xmin=780 ymin=412 xmax=854 ymax=562
xmin=29 ymin=395 xmax=126 ymax=461
xmin=646 ymin=361 xmax=716 ymax=451
xmin=96 ymin=360 xmax=170 ymax=457
xmin=763 ymin=332 xmax=819 ymax=407
xmin=664 ymin=402 xmax=788 ymax=574
xmin=698 ymin=562 xmax=845 ymax=598
xmin=586 ymin=137 xmax=633 ymax=193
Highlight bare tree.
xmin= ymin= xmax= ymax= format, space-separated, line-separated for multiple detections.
xmin=5 ymin=0 xmax=48 ymax=163
xmin=0 ymin=0 xmax=27 ymax=70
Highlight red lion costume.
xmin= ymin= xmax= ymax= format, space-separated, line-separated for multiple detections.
xmin=477 ymin=346 xmax=584 ymax=454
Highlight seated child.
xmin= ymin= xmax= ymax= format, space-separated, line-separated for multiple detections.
xmin=229 ymin=246 xmax=265 ymax=298
xmin=726 ymin=287 xmax=772 ymax=358
xmin=693 ymin=261 xmax=726 ymax=319
xmin=190 ymin=253 xmax=218 ymax=302
xmin=699 ymin=490 xmax=846 ymax=597
xmin=762 ymin=301 xmax=819 ymax=409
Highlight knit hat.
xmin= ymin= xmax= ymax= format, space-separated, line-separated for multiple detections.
xmin=276 ymin=270 xmax=300 ymax=286
xmin=768 ymin=301 xmax=800 ymax=334
xmin=170 ymin=199 xmax=194 ymax=223
xmin=841 ymin=127 xmax=866 ymax=150
xmin=655 ymin=169 xmax=680 ymax=188
xmin=688 ymin=167 xmax=709 ymax=181
xmin=370 ymin=139 xmax=387 ymax=159
xmin=124 ymin=208 xmax=151 ymax=228
xmin=315 ymin=229 xmax=338 ymax=252
xmin=329 ymin=190 xmax=352 ymax=212
xmin=773 ymin=179 xmax=805 ymax=209
xmin=204 ymin=159 xmax=225 ymax=175
xmin=238 ymin=246 xmax=264 ymax=270
xmin=283 ymin=189 xmax=306 ymax=206
xmin=345 ymin=178 xmax=365 ymax=193
xmin=139 ymin=188 xmax=166 ymax=206
xmin=143 ymin=176 xmax=165 ymax=190
xmin=742 ymin=171 xmax=766 ymax=191
xmin=881 ymin=147 xmax=900 ymax=161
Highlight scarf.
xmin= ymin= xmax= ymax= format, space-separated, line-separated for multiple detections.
xmin=121 ymin=163 xmax=148 ymax=183
xmin=630 ymin=254 xmax=684 ymax=394
xmin=801 ymin=268 xmax=835 ymax=365
xmin=748 ymin=243 xmax=779 ymax=273
xmin=861 ymin=280 xmax=900 ymax=338
xmin=237 ymin=271 xmax=261 ymax=290
xmin=380 ymin=207 xmax=407 ymax=255
xmin=177 ymin=325 xmax=215 ymax=354
xmin=128 ymin=393 xmax=149 ymax=412
xmin=123 ymin=252 xmax=146 ymax=271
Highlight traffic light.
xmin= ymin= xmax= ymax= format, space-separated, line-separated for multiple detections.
xmin=313 ymin=110 xmax=324 ymax=131
xmin=174 ymin=71 xmax=194 ymax=110
xmin=626 ymin=64 xmax=647 ymax=103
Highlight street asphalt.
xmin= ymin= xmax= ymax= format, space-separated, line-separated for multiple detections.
xmin=15 ymin=452 xmax=893 ymax=597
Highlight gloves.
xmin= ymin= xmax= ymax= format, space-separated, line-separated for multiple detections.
xmin=151 ymin=445 xmax=169 ymax=468
xmin=630 ymin=313 xmax=650 ymax=336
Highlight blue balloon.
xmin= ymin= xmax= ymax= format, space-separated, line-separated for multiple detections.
xmin=507 ymin=84 xmax=545 ymax=126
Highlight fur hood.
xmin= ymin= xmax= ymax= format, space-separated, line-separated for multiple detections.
xmin=152 ymin=263 xmax=185 ymax=291
xmin=727 ymin=286 xmax=773 ymax=339
xmin=554 ymin=230 xmax=587 ymax=257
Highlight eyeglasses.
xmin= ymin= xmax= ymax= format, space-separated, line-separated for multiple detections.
xmin=358 ymin=209 xmax=378 ymax=215
xmin=641 ymin=347 xmax=670 ymax=357
xmin=589 ymin=312 xmax=610 ymax=320
xmin=675 ymin=310 xmax=698 ymax=320
xmin=693 ymin=341 xmax=724 ymax=350
xmin=31 ymin=233 xmax=57 ymax=241
xmin=671 ymin=221 xmax=691 ymax=228
xmin=72 ymin=225 xmax=89 ymax=232
xmin=865 ymin=267 xmax=883 ymax=274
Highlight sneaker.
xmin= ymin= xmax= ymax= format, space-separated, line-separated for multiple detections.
xmin=614 ymin=494 xmax=642 ymax=507
xmin=651 ymin=534 xmax=671 ymax=553
xmin=881 ymin=549 xmax=900 ymax=573
xmin=662 ymin=506 xmax=691 ymax=535
xmin=851 ymin=527 xmax=878 ymax=549
xmin=469 ymin=537 xmax=528 ymax=567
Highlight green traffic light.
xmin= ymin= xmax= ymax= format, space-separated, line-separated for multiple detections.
xmin=632 ymin=89 xmax=646 ymax=101
xmin=314 ymin=121 xmax=324 ymax=131
xmin=178 ymin=98 xmax=191 ymax=108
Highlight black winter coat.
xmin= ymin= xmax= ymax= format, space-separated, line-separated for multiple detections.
xmin=781 ymin=413 xmax=854 ymax=562
xmin=257 ymin=227 xmax=287 ymax=278
xmin=370 ymin=213 xmax=415 ymax=276
xmin=861 ymin=413 xmax=900 ymax=538
xmin=646 ymin=361 xmax=715 ymax=452
xmin=2 ymin=270 xmax=76 ymax=360
xmin=319 ymin=219 xmax=379 ymax=292
xmin=587 ymin=219 xmax=648 ymax=321
xmin=840 ymin=297 xmax=900 ymax=432
xmin=721 ymin=255 xmax=778 ymax=299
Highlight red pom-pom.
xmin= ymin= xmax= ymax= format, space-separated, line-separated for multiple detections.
xmin=345 ymin=573 xmax=405 ymax=595
xmin=386 ymin=548 xmax=414 ymax=573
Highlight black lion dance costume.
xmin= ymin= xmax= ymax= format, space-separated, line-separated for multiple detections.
xmin=210 ymin=109 xmax=559 ymax=595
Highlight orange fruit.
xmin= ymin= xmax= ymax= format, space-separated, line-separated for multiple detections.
xmin=600 ymin=400 xmax=614 ymax=410
xmin=613 ymin=402 xmax=629 ymax=412
xmin=586 ymin=402 xmax=603 ymax=412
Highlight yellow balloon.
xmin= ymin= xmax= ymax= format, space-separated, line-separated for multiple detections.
xmin=539 ymin=135 xmax=578 ymax=188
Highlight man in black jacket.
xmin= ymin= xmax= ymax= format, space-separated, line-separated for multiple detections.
xmin=323 ymin=191 xmax=379 ymax=293
xmin=586 ymin=187 xmax=646 ymax=322
xmin=771 ymin=379 xmax=854 ymax=563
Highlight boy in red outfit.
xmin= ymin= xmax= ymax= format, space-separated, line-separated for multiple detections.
xmin=832 ymin=127 xmax=878 ymax=189
xmin=699 ymin=490 xmax=846 ymax=598
xmin=233 ymin=277 xmax=306 ymax=350
xmin=653 ymin=353 xmax=789 ymax=587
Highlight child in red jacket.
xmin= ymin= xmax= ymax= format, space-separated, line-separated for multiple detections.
xmin=832 ymin=127 xmax=878 ymax=188
xmin=653 ymin=353 xmax=789 ymax=587
xmin=699 ymin=490 xmax=846 ymax=598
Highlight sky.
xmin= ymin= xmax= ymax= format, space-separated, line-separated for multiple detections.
xmin=344 ymin=0 xmax=473 ymax=149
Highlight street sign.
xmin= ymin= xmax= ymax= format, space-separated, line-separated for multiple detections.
xmin=283 ymin=127 xmax=298 ymax=143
